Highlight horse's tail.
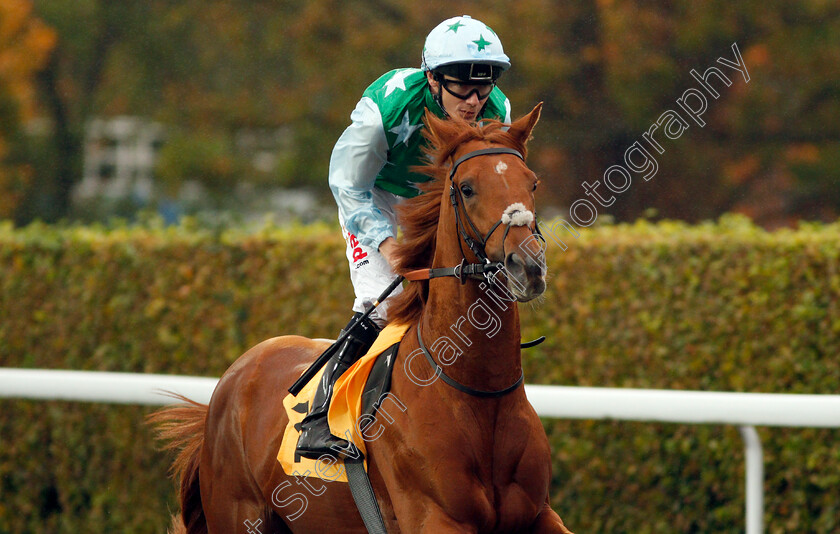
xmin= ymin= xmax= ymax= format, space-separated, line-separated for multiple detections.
xmin=147 ymin=394 xmax=208 ymax=534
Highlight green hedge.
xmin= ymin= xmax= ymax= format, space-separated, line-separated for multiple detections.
xmin=1 ymin=215 xmax=838 ymax=533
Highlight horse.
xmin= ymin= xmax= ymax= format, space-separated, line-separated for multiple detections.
xmin=150 ymin=102 xmax=574 ymax=534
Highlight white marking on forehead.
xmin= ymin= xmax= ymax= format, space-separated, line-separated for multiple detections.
xmin=501 ymin=203 xmax=535 ymax=226
xmin=495 ymin=160 xmax=510 ymax=189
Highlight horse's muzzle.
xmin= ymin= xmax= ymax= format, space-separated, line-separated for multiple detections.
xmin=504 ymin=251 xmax=546 ymax=302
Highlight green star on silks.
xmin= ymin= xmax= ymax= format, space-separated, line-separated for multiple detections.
xmin=473 ymin=34 xmax=491 ymax=51
xmin=447 ymin=21 xmax=465 ymax=33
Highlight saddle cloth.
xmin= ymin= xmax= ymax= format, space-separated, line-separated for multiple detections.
xmin=277 ymin=323 xmax=409 ymax=482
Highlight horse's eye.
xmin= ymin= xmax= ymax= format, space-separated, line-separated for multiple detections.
xmin=460 ymin=183 xmax=474 ymax=198
xmin=532 ymin=181 xmax=539 ymax=192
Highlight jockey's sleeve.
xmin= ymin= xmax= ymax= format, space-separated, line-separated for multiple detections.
xmin=329 ymin=96 xmax=395 ymax=250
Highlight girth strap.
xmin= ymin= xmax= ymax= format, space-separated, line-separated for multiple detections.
xmin=345 ymin=457 xmax=388 ymax=534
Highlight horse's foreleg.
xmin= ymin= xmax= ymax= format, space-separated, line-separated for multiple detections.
xmin=416 ymin=514 xmax=478 ymax=534
xmin=203 ymin=497 xmax=274 ymax=534
xmin=530 ymin=501 xmax=574 ymax=534
xmin=389 ymin=500 xmax=478 ymax=534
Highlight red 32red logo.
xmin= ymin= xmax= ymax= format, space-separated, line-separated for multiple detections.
xmin=348 ymin=232 xmax=368 ymax=263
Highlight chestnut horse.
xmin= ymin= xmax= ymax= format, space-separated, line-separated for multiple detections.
xmin=151 ymin=103 xmax=573 ymax=533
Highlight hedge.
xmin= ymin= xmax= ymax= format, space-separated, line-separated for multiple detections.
xmin=0 ymin=215 xmax=838 ymax=533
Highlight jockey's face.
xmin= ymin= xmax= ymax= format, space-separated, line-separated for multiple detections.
xmin=426 ymin=71 xmax=492 ymax=123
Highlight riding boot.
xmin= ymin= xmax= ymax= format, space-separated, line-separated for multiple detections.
xmin=296 ymin=312 xmax=380 ymax=459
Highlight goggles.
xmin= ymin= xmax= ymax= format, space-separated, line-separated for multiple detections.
xmin=440 ymin=77 xmax=495 ymax=101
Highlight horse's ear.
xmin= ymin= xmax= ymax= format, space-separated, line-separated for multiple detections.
xmin=507 ymin=102 xmax=543 ymax=146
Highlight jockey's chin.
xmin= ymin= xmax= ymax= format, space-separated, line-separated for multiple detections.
xmin=457 ymin=108 xmax=478 ymax=122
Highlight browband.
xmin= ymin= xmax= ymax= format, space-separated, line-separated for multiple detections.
xmin=448 ymin=147 xmax=523 ymax=180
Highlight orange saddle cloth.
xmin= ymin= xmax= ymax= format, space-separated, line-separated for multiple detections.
xmin=276 ymin=323 xmax=409 ymax=482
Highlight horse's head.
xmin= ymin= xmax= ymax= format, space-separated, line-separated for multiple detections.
xmin=389 ymin=103 xmax=547 ymax=324
xmin=424 ymin=103 xmax=546 ymax=302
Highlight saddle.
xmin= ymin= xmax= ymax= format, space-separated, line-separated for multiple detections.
xmin=277 ymin=323 xmax=408 ymax=481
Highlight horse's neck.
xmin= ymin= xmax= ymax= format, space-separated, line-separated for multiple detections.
xmin=421 ymin=277 xmax=522 ymax=392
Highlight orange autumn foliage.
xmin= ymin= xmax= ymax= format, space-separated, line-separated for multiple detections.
xmin=0 ymin=0 xmax=55 ymax=118
xmin=0 ymin=0 xmax=56 ymax=219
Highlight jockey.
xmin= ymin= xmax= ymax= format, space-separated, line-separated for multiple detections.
xmin=297 ymin=15 xmax=512 ymax=459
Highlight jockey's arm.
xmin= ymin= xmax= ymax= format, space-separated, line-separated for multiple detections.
xmin=328 ymin=96 xmax=396 ymax=251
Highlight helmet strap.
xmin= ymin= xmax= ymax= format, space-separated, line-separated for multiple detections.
xmin=430 ymin=72 xmax=450 ymax=118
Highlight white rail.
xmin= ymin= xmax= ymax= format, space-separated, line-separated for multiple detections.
xmin=3 ymin=369 xmax=840 ymax=534
xmin=0 ymin=368 xmax=218 ymax=405
xmin=524 ymin=385 xmax=840 ymax=428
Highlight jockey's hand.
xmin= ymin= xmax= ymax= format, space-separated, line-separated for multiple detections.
xmin=379 ymin=237 xmax=399 ymax=270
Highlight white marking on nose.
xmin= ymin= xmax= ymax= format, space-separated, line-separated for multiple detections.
xmin=501 ymin=203 xmax=535 ymax=226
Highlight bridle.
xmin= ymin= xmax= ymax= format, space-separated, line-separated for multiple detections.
xmin=405 ymin=147 xmax=544 ymax=285
xmin=406 ymin=146 xmax=546 ymax=398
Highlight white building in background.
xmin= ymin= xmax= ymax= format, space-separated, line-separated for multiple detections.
xmin=74 ymin=116 xmax=164 ymax=202
xmin=73 ymin=116 xmax=324 ymax=222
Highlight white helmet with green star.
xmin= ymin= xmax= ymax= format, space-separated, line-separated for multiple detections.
xmin=421 ymin=15 xmax=510 ymax=81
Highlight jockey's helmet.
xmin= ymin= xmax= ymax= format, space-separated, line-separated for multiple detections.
xmin=421 ymin=15 xmax=510 ymax=83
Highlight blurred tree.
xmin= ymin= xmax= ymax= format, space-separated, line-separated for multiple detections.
xmin=26 ymin=0 xmax=308 ymax=219
xmin=570 ymin=0 xmax=840 ymax=226
xmin=20 ymin=1 xmax=137 ymax=223
xmin=10 ymin=0 xmax=840 ymax=226
xmin=0 ymin=0 xmax=55 ymax=220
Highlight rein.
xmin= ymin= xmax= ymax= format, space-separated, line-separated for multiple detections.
xmin=415 ymin=324 xmax=524 ymax=398
xmin=403 ymin=259 xmax=502 ymax=282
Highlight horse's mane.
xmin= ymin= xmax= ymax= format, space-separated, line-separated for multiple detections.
xmin=386 ymin=116 xmax=528 ymax=325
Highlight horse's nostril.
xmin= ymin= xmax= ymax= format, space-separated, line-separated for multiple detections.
xmin=506 ymin=251 xmax=544 ymax=277
xmin=527 ymin=255 xmax=546 ymax=277
xmin=504 ymin=253 xmax=526 ymax=276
